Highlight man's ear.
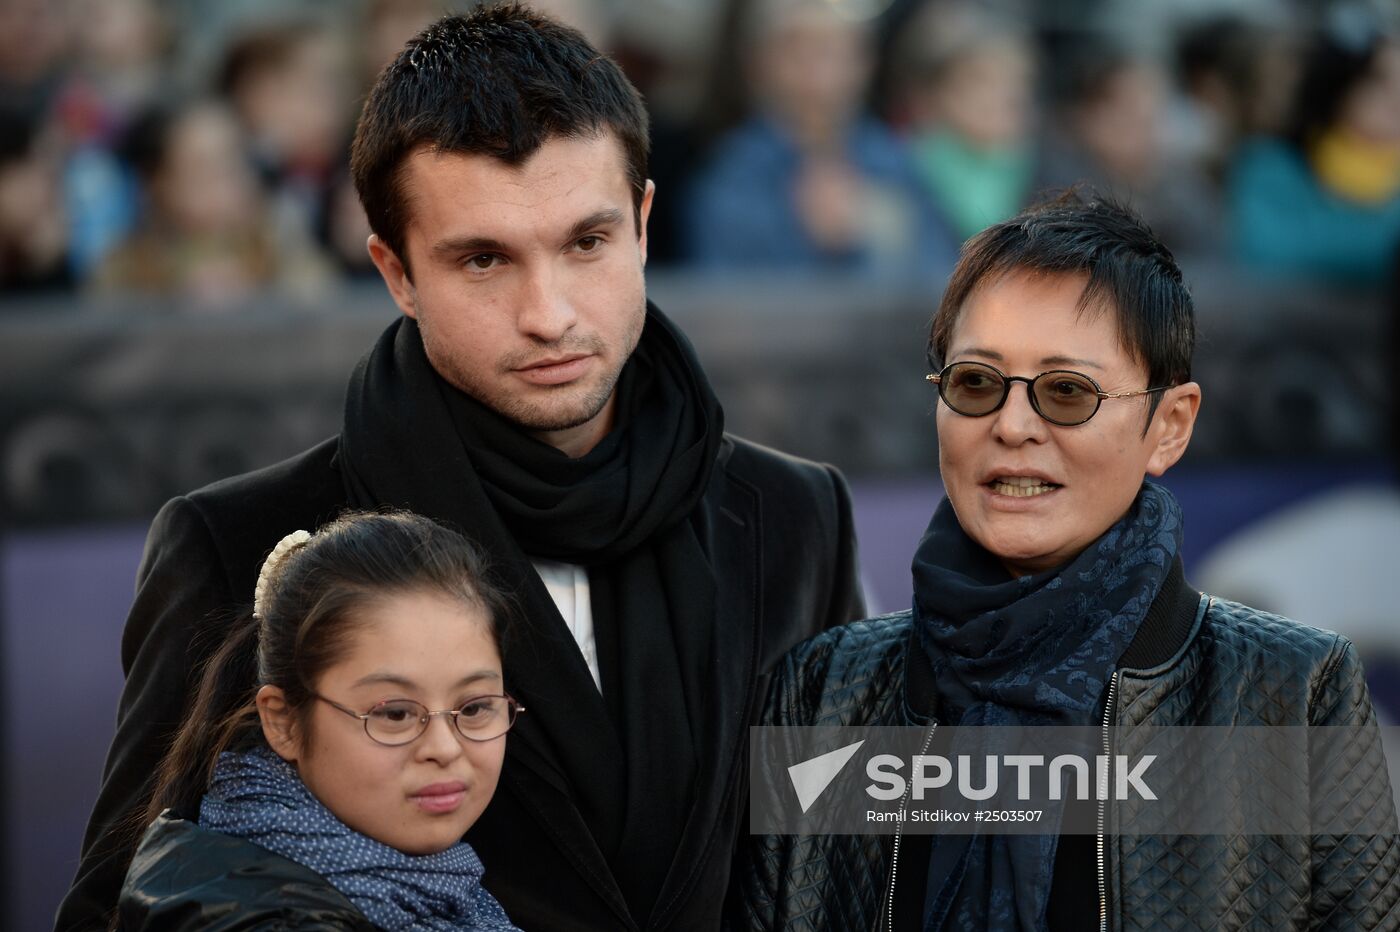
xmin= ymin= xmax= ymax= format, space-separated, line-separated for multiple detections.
xmin=637 ymin=179 xmax=655 ymax=266
xmin=367 ymin=234 xmax=419 ymax=320
xmin=256 ymin=684 xmax=301 ymax=763
xmin=1146 ymin=381 xmax=1201 ymax=476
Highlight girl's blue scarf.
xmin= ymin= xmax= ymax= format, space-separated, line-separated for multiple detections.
xmin=911 ymin=480 xmax=1183 ymax=931
xmin=199 ymin=746 xmax=520 ymax=932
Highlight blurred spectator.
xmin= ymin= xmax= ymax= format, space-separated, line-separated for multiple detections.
xmin=1230 ymin=4 xmax=1400 ymax=285
xmin=218 ymin=18 xmax=354 ymax=266
xmin=610 ymin=1 xmax=717 ymax=266
xmin=888 ymin=2 xmax=1036 ymax=241
xmin=58 ymin=0 xmax=168 ymax=139
xmin=0 ymin=0 xmax=70 ymax=122
xmin=1173 ymin=14 xmax=1301 ymax=184
xmin=685 ymin=0 xmax=954 ymax=276
xmin=96 ymin=100 xmax=328 ymax=307
xmin=0 ymin=112 xmax=71 ymax=294
xmin=219 ymin=20 xmax=352 ymax=186
xmin=54 ymin=0 xmax=171 ymax=279
xmin=1038 ymin=43 xmax=1222 ymax=257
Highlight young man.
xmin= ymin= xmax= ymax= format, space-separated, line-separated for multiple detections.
xmin=57 ymin=7 xmax=863 ymax=930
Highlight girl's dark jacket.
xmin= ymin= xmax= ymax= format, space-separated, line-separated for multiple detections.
xmin=117 ymin=811 xmax=374 ymax=931
xmin=734 ymin=561 xmax=1400 ymax=931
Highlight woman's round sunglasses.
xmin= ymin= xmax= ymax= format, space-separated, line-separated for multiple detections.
xmin=926 ymin=361 xmax=1170 ymax=427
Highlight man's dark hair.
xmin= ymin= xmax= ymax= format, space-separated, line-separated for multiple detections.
xmin=928 ymin=190 xmax=1195 ymax=423
xmin=350 ymin=3 xmax=651 ymax=278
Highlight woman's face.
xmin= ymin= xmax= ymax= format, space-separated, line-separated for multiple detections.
xmin=936 ymin=269 xmax=1196 ymax=576
xmin=262 ymin=588 xmax=507 ymax=856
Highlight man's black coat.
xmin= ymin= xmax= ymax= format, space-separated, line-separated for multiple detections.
xmin=57 ymin=391 xmax=864 ymax=930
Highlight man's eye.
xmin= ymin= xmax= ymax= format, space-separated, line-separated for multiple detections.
xmin=466 ymin=254 xmax=498 ymax=270
xmin=575 ymin=235 xmax=602 ymax=252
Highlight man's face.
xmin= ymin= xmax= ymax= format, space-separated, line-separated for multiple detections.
xmin=370 ymin=133 xmax=653 ymax=456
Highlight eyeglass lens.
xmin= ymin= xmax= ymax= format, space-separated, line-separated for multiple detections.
xmin=940 ymin=362 xmax=1101 ymax=425
xmin=366 ymin=695 xmax=517 ymax=744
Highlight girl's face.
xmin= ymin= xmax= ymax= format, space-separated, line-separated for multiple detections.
xmin=260 ymin=589 xmax=507 ymax=856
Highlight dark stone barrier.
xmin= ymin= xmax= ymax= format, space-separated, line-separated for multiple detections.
xmin=0 ymin=267 xmax=1389 ymax=526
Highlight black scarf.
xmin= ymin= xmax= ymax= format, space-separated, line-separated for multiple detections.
xmin=911 ymin=481 xmax=1183 ymax=931
xmin=338 ymin=302 xmax=723 ymax=924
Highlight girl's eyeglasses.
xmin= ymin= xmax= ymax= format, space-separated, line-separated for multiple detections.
xmin=313 ymin=693 xmax=524 ymax=745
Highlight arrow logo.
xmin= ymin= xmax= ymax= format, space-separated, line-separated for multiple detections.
xmin=787 ymin=739 xmax=866 ymax=813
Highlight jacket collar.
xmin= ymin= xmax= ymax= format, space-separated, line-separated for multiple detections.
xmin=1117 ymin=558 xmax=1199 ymax=670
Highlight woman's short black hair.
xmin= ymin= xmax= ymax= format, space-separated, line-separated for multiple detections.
xmin=349 ymin=3 xmax=651 ymax=278
xmin=928 ymin=189 xmax=1195 ymax=417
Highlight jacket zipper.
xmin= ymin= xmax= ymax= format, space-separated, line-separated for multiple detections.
xmin=883 ymin=721 xmax=938 ymax=932
xmin=883 ymin=670 xmax=1121 ymax=931
xmin=1097 ymin=671 xmax=1119 ymax=932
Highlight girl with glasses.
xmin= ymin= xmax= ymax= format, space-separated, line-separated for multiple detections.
xmin=116 ymin=511 xmax=523 ymax=931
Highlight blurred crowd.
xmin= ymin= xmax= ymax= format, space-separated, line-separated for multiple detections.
xmin=1 ymin=0 xmax=1399 ymax=309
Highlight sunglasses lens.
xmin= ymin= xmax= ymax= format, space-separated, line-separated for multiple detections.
xmin=941 ymin=363 xmax=1005 ymax=415
xmin=1033 ymin=372 xmax=1100 ymax=425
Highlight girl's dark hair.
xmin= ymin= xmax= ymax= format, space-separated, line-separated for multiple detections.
xmin=139 ymin=510 xmax=512 ymax=827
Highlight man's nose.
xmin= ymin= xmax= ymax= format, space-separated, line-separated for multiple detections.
xmin=516 ymin=265 xmax=578 ymax=342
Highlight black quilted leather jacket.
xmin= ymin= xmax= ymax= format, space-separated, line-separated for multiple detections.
xmin=734 ymin=571 xmax=1400 ymax=931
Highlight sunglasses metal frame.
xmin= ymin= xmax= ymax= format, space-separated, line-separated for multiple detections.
xmin=926 ymin=361 xmax=1171 ymax=426
xmin=313 ymin=692 xmax=525 ymax=746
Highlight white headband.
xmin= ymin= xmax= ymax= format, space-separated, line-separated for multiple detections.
xmin=252 ymin=529 xmax=312 ymax=619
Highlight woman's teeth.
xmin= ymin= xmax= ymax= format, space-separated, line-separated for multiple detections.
xmin=990 ymin=478 xmax=1057 ymax=497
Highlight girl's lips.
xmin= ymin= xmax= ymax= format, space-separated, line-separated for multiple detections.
xmin=411 ymin=782 xmax=467 ymax=814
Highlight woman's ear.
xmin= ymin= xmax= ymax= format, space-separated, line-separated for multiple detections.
xmin=1146 ymin=381 xmax=1202 ymax=476
xmin=256 ymin=684 xmax=300 ymax=762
